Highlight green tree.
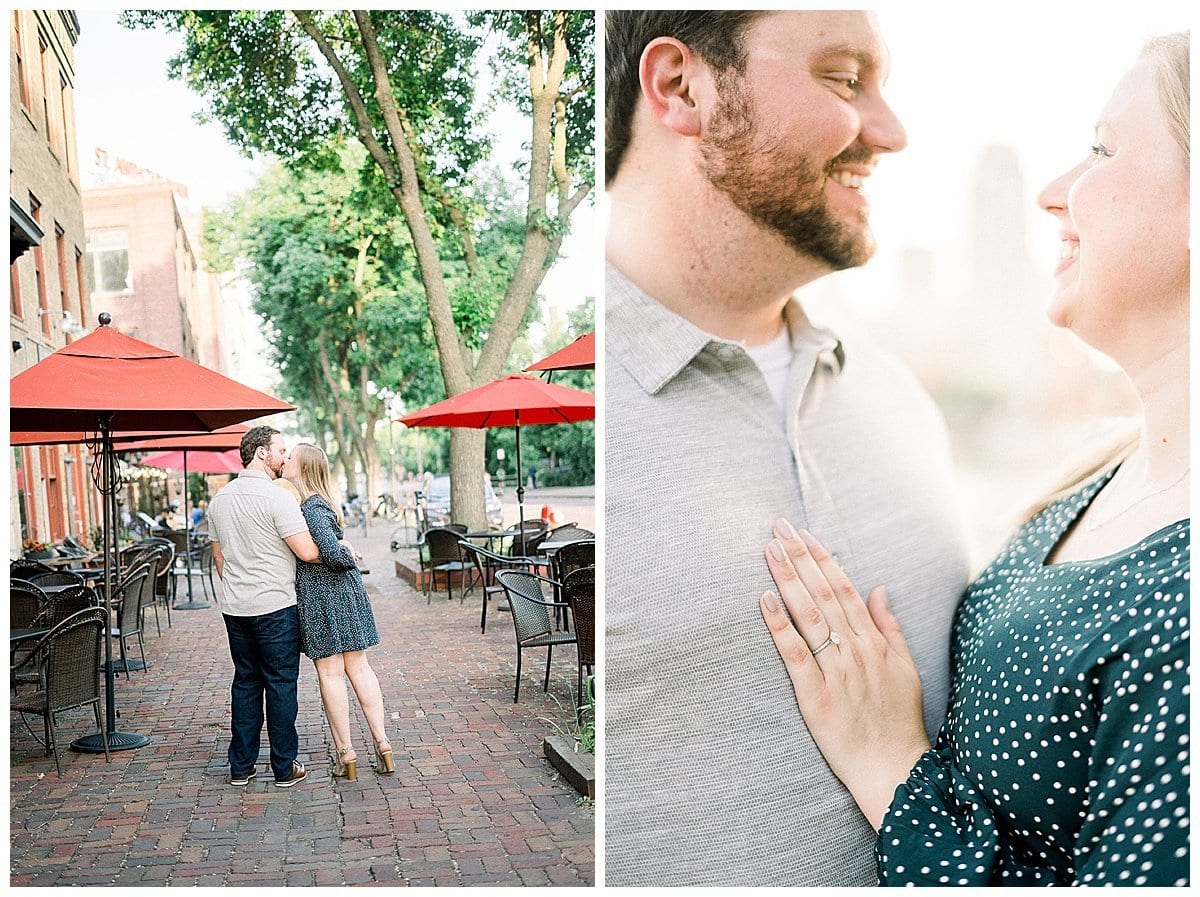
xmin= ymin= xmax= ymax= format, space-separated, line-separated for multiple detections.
xmin=126 ymin=9 xmax=595 ymax=529
xmin=205 ymin=146 xmax=443 ymax=500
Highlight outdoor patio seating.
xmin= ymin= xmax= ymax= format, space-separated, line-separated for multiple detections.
xmin=110 ymin=562 xmax=154 ymax=678
xmin=505 ymin=520 xmax=548 ymax=558
xmin=34 ymin=585 xmax=98 ymax=627
xmin=457 ymin=540 xmax=539 ymax=634
xmin=11 ymin=581 xmax=46 ymax=627
xmin=10 ymin=607 xmax=110 ymax=776
xmin=495 ymin=570 xmax=577 ymax=703
xmin=197 ymin=538 xmax=218 ymax=602
xmin=421 ymin=527 xmax=471 ymax=604
xmin=11 ymin=559 xmax=54 ymax=579
xmin=561 ymin=566 xmax=595 ymax=712
xmin=137 ymin=542 xmax=175 ymax=635
xmin=28 ymin=570 xmax=86 ymax=589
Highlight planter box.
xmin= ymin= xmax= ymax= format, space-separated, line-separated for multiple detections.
xmin=544 ymin=734 xmax=594 ymax=799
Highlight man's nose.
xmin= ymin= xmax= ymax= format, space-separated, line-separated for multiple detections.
xmin=861 ymin=94 xmax=907 ymax=154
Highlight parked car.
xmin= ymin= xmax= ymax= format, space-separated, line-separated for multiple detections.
xmin=422 ymin=475 xmax=503 ymax=529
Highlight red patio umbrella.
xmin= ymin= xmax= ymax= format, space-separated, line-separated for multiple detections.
xmin=121 ymin=428 xmax=250 ymax=609
xmin=398 ymin=373 xmax=594 ymax=531
xmin=138 ymin=449 xmax=243 ymax=476
xmin=524 ymin=332 xmax=595 ymax=381
xmin=10 ymin=314 xmax=293 ymax=755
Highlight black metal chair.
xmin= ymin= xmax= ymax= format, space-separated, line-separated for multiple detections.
xmin=495 ymin=570 xmax=577 ymax=703
xmin=11 ymin=581 xmax=46 ymax=628
xmin=137 ymin=543 xmax=174 ymax=635
xmin=548 ymin=540 xmax=595 ymax=629
xmin=111 ymin=563 xmax=154 ymax=679
xmin=197 ymin=538 xmax=218 ymax=602
xmin=421 ymin=527 xmax=471 ymax=603
xmin=11 ymin=559 xmax=54 ymax=580
xmin=505 ymin=520 xmax=548 ymax=558
xmin=10 ymin=607 xmax=110 ymax=776
xmin=27 ymin=570 xmax=86 ymax=589
xmin=34 ymin=585 xmax=98 ymax=628
xmin=561 ymin=567 xmax=595 ymax=713
xmin=457 ymin=540 xmax=539 ymax=634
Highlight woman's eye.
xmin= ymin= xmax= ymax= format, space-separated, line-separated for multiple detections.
xmin=1090 ymin=144 xmax=1112 ymax=158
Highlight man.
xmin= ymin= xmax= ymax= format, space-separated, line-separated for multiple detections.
xmin=208 ymin=426 xmax=320 ymax=788
xmin=605 ymin=11 xmax=971 ymax=886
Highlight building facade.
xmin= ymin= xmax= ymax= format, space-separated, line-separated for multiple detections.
xmin=10 ymin=9 xmax=98 ymax=553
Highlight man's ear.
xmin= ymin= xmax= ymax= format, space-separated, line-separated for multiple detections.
xmin=638 ymin=37 xmax=705 ymax=138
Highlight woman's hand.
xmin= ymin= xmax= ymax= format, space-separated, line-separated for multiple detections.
xmin=758 ymin=518 xmax=931 ymax=831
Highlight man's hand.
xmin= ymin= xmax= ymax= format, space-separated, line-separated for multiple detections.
xmin=211 ymin=540 xmax=225 ymax=580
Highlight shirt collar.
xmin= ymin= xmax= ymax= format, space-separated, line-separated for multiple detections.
xmin=606 ymin=262 xmax=845 ymax=395
xmin=237 ymin=468 xmax=270 ymax=481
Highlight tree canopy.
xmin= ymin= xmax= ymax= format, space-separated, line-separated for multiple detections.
xmin=125 ymin=9 xmax=595 ymax=527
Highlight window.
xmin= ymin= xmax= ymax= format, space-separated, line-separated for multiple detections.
xmin=74 ymin=246 xmax=85 ymax=328
xmin=29 ymin=194 xmax=49 ymax=335
xmin=85 ymin=229 xmax=133 ymax=295
xmin=59 ymin=73 xmax=74 ymax=175
xmin=13 ymin=12 xmax=29 ymax=110
xmin=10 ymin=258 xmax=21 ymax=317
xmin=55 ymin=224 xmax=68 ymax=312
xmin=39 ymin=33 xmax=56 ymax=153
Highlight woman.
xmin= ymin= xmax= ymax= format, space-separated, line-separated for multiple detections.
xmin=283 ymin=443 xmax=395 ymax=780
xmin=758 ymin=35 xmax=1188 ymax=886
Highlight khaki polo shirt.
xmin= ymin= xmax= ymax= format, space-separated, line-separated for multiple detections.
xmin=604 ymin=264 xmax=971 ymax=886
xmin=208 ymin=469 xmax=309 ymax=617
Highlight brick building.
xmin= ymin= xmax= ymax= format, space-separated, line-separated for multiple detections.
xmin=9 ymin=9 xmax=98 ymax=552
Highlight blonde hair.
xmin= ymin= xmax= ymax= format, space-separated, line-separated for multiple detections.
xmin=1142 ymin=32 xmax=1190 ymax=162
xmin=291 ymin=443 xmax=342 ymax=525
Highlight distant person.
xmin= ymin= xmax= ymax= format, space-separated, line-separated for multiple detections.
xmin=604 ymin=11 xmax=968 ymax=885
xmin=283 ymin=443 xmax=394 ymax=780
xmin=155 ymin=505 xmax=175 ymax=531
xmin=190 ymin=500 xmax=207 ymax=530
xmin=208 ymin=426 xmax=321 ymax=789
xmin=759 ymin=34 xmax=1189 ymax=885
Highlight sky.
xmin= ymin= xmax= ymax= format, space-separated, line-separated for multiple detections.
xmin=72 ymin=9 xmax=596 ymax=331
xmin=796 ymin=4 xmax=1194 ymax=316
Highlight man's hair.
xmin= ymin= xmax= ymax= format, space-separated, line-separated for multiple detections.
xmin=239 ymin=426 xmax=280 ymax=468
xmin=605 ymin=10 xmax=767 ymax=184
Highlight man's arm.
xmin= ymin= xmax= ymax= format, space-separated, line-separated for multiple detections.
xmin=211 ymin=540 xmax=225 ymax=579
xmin=284 ymin=531 xmax=320 ymax=563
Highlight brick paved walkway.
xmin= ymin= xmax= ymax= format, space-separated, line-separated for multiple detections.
xmin=10 ymin=531 xmax=594 ymax=886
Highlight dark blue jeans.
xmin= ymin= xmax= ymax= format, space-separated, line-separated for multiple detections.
xmin=223 ymin=606 xmax=300 ymax=781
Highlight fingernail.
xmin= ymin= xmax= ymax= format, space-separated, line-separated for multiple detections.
xmin=761 ymin=591 xmax=780 ymax=612
xmin=768 ymin=539 xmax=788 ymax=562
xmin=797 ymin=528 xmax=818 ymax=547
xmin=774 ymin=517 xmax=798 ymax=540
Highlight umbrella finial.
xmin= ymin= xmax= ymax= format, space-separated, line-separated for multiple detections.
xmin=98 ymin=312 xmax=112 ymax=327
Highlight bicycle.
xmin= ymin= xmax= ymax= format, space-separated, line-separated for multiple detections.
xmin=389 ymin=492 xmax=425 ymax=552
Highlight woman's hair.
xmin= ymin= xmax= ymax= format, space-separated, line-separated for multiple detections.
xmin=1142 ymin=32 xmax=1190 ymax=162
xmin=291 ymin=443 xmax=342 ymax=525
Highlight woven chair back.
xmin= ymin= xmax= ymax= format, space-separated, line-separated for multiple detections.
xmin=41 ymin=608 xmax=106 ymax=711
xmin=28 ymin=570 xmax=86 ymax=589
xmin=11 ymin=586 xmax=43 ymax=628
xmin=555 ymin=540 xmax=594 ymax=580
xmin=496 ymin=570 xmax=554 ymax=643
xmin=36 ymin=586 xmax=97 ymax=627
xmin=562 ymin=568 xmax=595 ymax=666
xmin=425 ymin=528 xmax=466 ymax=566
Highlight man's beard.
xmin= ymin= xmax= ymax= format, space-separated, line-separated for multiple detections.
xmin=700 ymin=74 xmax=875 ymax=270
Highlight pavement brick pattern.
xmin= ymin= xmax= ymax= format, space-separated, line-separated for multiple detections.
xmin=9 ymin=529 xmax=594 ymax=886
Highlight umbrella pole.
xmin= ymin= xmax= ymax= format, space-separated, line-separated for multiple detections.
xmin=515 ymin=413 xmax=526 ymax=534
xmin=175 ymin=448 xmax=207 ymax=609
xmin=71 ymin=415 xmax=151 ymax=754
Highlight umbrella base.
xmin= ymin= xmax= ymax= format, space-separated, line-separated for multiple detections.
xmin=70 ymin=730 xmax=152 ymax=753
xmin=173 ymin=600 xmax=210 ymax=610
xmin=107 ymin=659 xmax=147 ymax=673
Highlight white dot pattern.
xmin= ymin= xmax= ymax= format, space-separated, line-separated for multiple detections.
xmin=877 ymin=471 xmax=1190 ymax=886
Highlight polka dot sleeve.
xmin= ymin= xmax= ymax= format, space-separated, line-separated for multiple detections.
xmin=1073 ymin=620 xmax=1189 ymax=885
xmin=302 ymin=497 xmax=357 ymax=572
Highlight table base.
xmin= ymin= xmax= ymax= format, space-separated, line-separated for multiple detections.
xmin=70 ymin=730 xmax=152 ymax=753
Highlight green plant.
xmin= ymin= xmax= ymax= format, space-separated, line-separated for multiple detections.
xmin=539 ymin=675 xmax=596 ymax=755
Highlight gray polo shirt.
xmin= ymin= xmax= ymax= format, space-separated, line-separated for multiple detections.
xmin=208 ymin=469 xmax=309 ymax=617
xmin=604 ymin=264 xmax=971 ymax=886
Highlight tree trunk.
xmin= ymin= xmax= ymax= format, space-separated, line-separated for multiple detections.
xmin=449 ymin=429 xmax=487 ymax=531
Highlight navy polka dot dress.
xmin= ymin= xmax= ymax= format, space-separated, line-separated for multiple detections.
xmin=878 ymin=470 xmax=1189 ymax=886
xmin=295 ymin=495 xmax=380 ymax=660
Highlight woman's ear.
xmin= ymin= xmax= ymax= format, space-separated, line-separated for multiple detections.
xmin=639 ymin=37 xmax=705 ymax=138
